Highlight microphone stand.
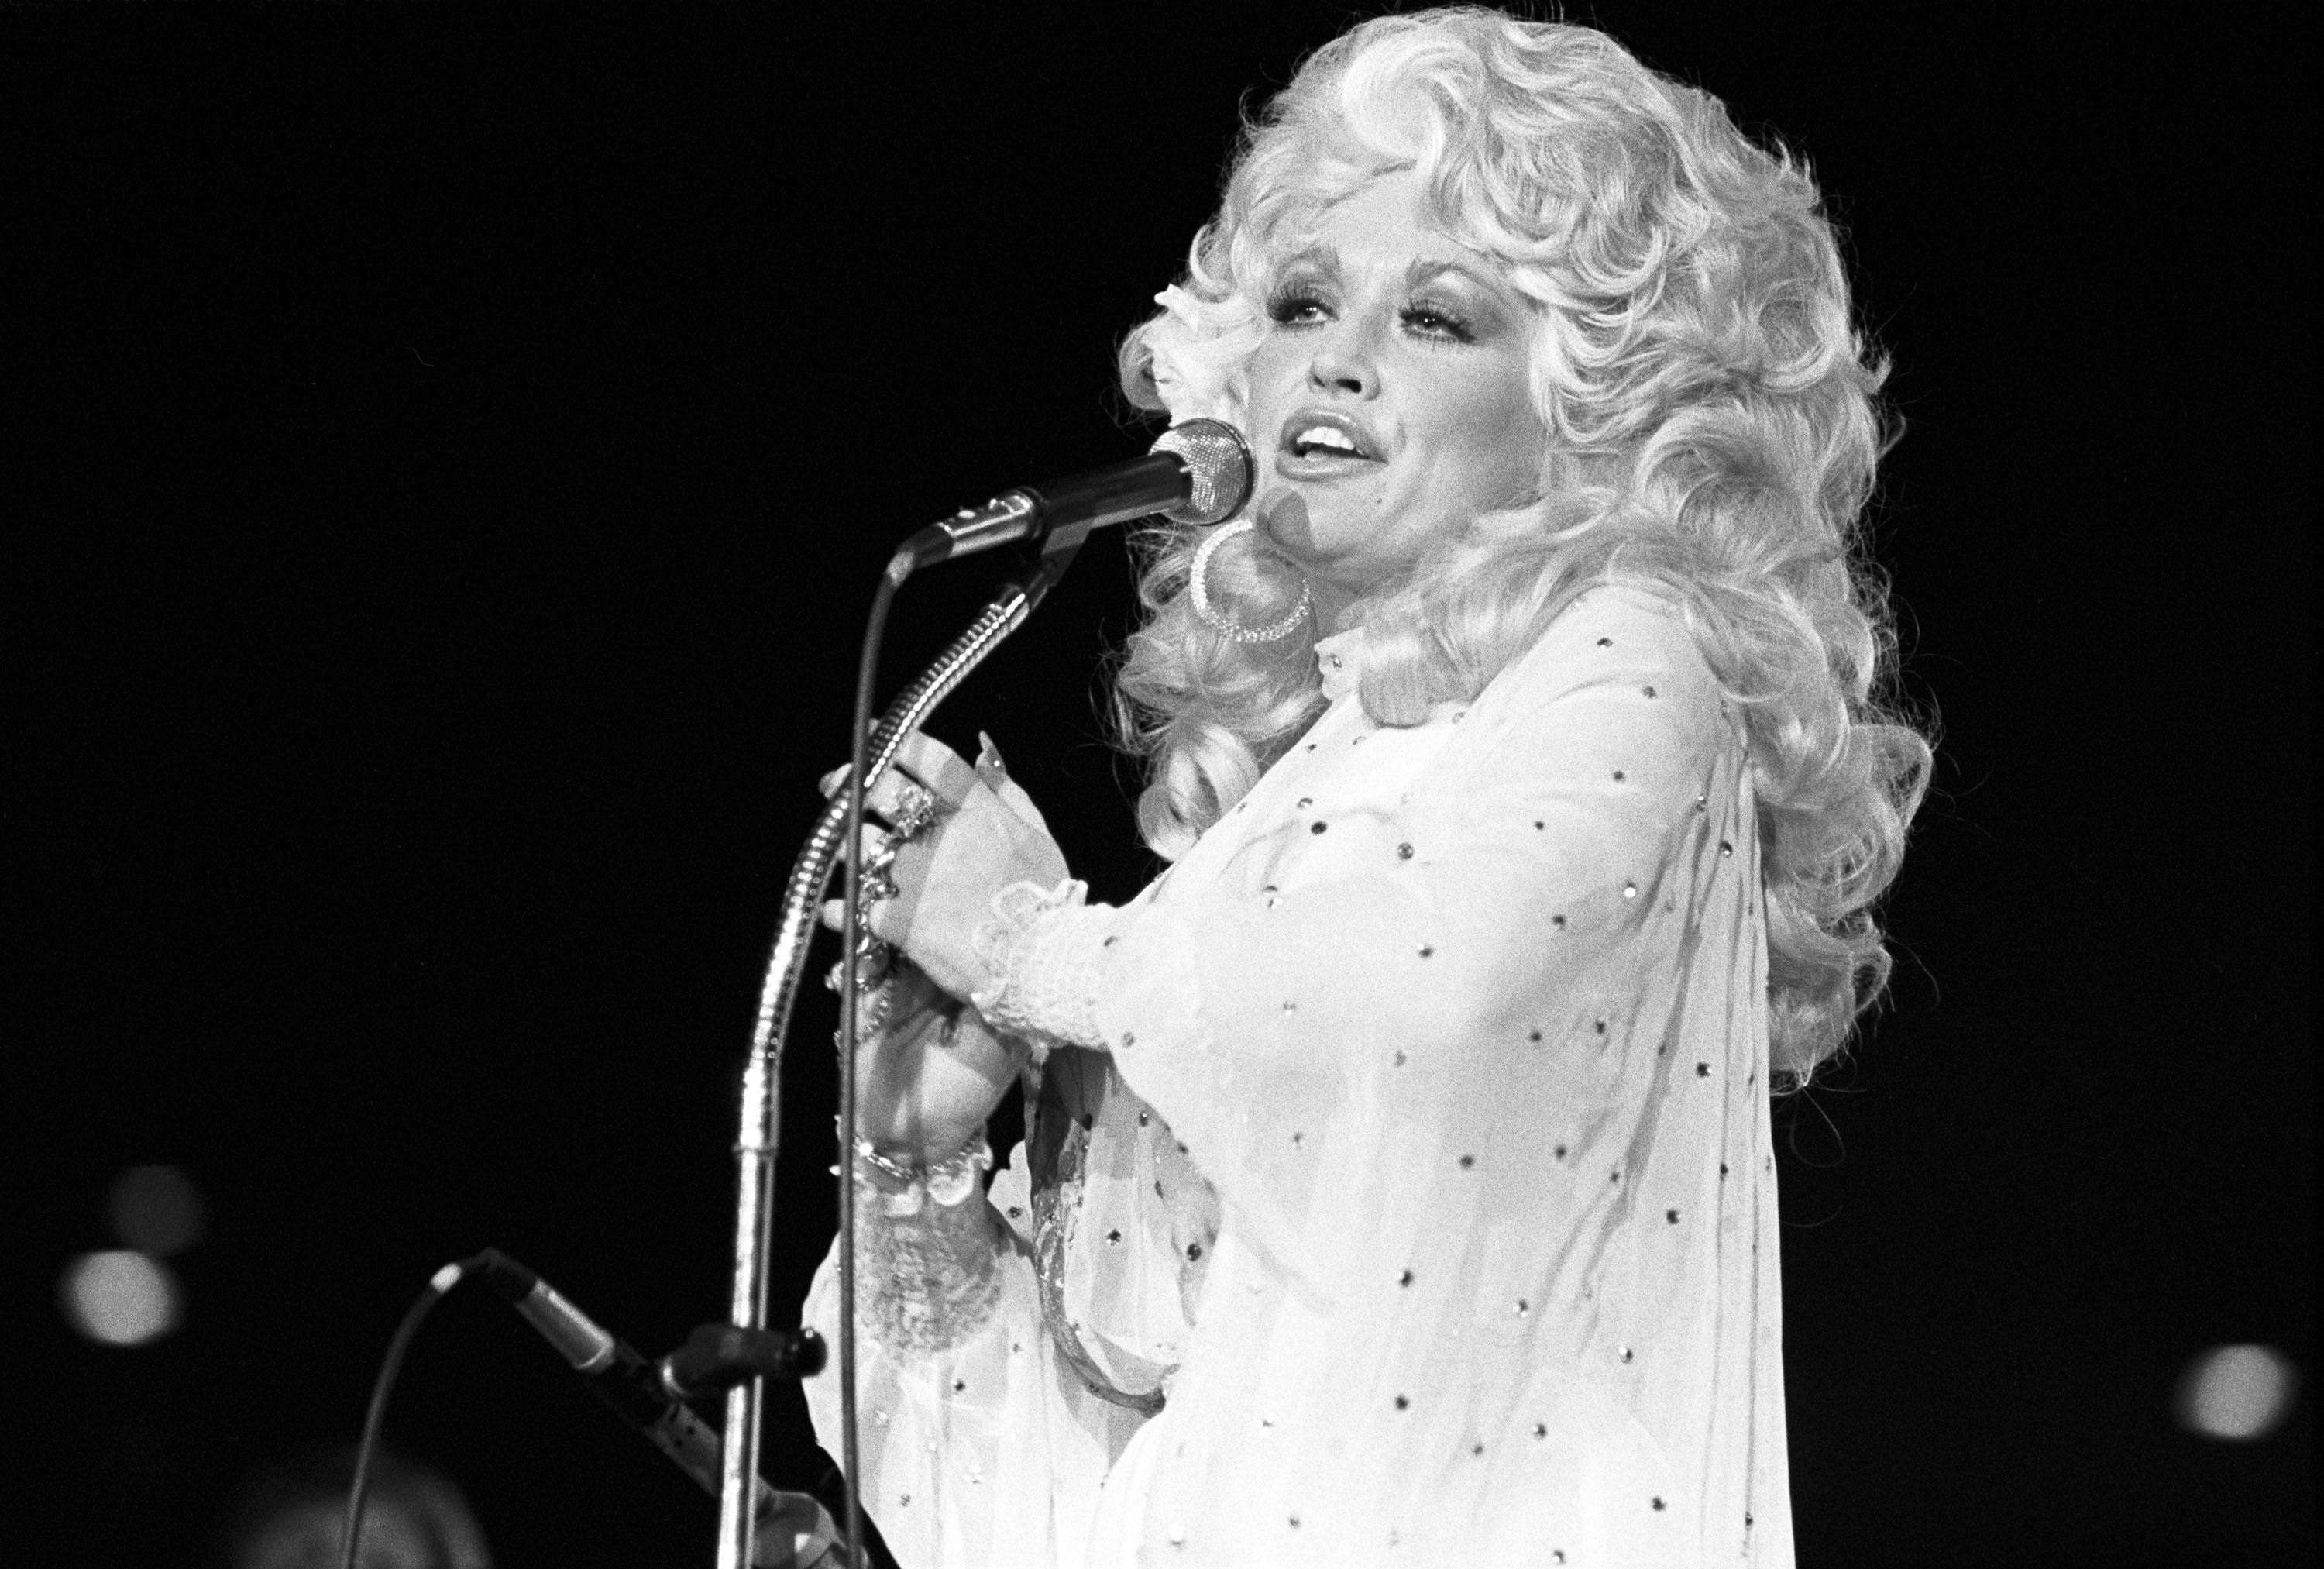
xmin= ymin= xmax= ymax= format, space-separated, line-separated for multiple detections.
xmin=716 ymin=511 xmax=1085 ymax=1569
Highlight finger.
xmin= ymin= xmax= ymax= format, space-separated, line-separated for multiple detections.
xmin=860 ymin=766 xmax=930 ymax=826
xmin=820 ymin=898 xmax=846 ymax=931
xmin=970 ymin=730 xmax=1054 ymax=832
xmin=889 ymin=731 xmax=980 ymax=807
xmin=840 ymin=824 xmax=895 ymax=865
xmin=818 ymin=764 xmax=851 ymax=800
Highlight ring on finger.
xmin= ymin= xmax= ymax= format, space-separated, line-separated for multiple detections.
xmin=888 ymin=780 xmax=945 ymax=842
xmin=826 ymin=940 xmax=892 ymax=995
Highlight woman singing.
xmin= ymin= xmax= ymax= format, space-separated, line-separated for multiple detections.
xmin=805 ymin=9 xmax=1930 ymax=1565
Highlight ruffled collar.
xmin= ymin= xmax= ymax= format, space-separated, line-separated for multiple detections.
xmin=1314 ymin=626 xmax=1367 ymax=703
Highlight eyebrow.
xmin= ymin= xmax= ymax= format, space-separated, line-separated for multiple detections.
xmin=1275 ymin=242 xmax=1498 ymax=296
xmin=1404 ymin=256 xmax=1497 ymax=293
xmin=1277 ymin=241 xmax=1341 ymax=277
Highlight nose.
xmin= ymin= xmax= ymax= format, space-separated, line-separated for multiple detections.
xmin=1306 ymin=322 xmax=1376 ymax=398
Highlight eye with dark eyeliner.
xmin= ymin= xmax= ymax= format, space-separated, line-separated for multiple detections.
xmin=1266 ymin=284 xmax=1331 ymax=325
xmin=1264 ymin=281 xmax=1479 ymax=346
xmin=1401 ymin=298 xmax=1477 ymax=343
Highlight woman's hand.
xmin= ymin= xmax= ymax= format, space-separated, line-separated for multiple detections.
xmin=824 ymin=731 xmax=1070 ymax=1005
xmin=851 ymin=960 xmax=1024 ymax=1167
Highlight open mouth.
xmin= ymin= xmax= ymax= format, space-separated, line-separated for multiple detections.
xmin=1290 ymin=425 xmax=1368 ymax=459
xmin=1278 ymin=410 xmax=1380 ymax=466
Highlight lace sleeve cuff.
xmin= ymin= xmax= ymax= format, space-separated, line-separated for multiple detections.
xmin=968 ymin=879 xmax=1118 ymax=1055
xmin=849 ymin=1134 xmax=1005 ymax=1355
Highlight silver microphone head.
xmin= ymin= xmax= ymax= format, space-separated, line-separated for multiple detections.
xmin=1149 ymin=418 xmax=1254 ymax=527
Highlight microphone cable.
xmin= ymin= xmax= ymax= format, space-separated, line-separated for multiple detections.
xmin=339 ymin=1254 xmax=488 ymax=1569
xmin=830 ymin=556 xmax=903 ymax=1569
xmin=823 ymin=419 xmax=1250 ymax=1567
xmin=339 ymin=1250 xmax=842 ymax=1569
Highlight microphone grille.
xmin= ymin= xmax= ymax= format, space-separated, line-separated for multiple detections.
xmin=1150 ymin=418 xmax=1254 ymax=527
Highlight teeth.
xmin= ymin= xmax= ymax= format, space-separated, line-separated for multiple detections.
xmin=1295 ymin=425 xmax=1360 ymax=455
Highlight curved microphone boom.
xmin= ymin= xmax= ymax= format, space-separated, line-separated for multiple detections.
xmin=891 ymin=417 xmax=1253 ymax=576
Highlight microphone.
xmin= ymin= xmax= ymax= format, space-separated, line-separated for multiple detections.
xmin=474 ymin=1251 xmax=839 ymax=1568
xmin=892 ymin=417 xmax=1253 ymax=576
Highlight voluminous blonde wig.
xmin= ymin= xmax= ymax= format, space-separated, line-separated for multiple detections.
xmin=1111 ymin=7 xmax=1933 ymax=1084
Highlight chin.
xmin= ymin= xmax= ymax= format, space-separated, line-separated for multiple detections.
xmin=1260 ymin=487 xmax=1378 ymax=557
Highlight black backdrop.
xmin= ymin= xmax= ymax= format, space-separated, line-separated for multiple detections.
xmin=5 ymin=5 xmax=2312 ymax=1565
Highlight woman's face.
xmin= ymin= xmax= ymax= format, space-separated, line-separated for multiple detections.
xmin=1244 ymin=170 xmax=1545 ymax=622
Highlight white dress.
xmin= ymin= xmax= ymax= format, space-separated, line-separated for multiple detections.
xmin=803 ymin=580 xmax=1795 ymax=1567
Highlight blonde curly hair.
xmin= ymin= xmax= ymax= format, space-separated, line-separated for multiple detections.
xmin=1112 ymin=6 xmax=1932 ymax=1084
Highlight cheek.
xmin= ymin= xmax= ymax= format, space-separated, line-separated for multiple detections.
xmin=1434 ymin=376 xmax=1543 ymax=503
xmin=1243 ymin=338 xmax=1298 ymax=422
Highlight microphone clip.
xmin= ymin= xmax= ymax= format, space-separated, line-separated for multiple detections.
xmin=662 ymin=1323 xmax=829 ymax=1403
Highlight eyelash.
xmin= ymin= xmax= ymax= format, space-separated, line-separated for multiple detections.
xmin=1265 ymin=287 xmax=1477 ymax=345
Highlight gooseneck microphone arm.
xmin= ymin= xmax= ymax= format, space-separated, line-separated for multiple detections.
xmin=713 ymin=420 xmax=1252 ymax=1569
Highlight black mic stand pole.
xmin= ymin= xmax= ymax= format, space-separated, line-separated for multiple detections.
xmin=715 ymin=516 xmax=1087 ymax=1569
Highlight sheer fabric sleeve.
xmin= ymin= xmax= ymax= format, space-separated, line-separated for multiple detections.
xmin=987 ymin=587 xmax=1734 ymax=1295
xmin=799 ymin=1142 xmax=1152 ymax=1569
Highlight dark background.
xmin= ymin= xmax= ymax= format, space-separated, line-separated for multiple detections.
xmin=4 ymin=4 xmax=2311 ymax=1565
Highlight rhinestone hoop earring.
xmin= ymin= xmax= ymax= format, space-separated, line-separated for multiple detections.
xmin=1189 ymin=519 xmax=1312 ymax=644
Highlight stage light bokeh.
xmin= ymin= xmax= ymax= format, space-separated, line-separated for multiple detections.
xmin=2176 ymin=1344 xmax=2299 ymax=1441
xmin=60 ymin=1250 xmax=183 ymax=1347
xmin=107 ymin=1163 xmax=206 ymax=1256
